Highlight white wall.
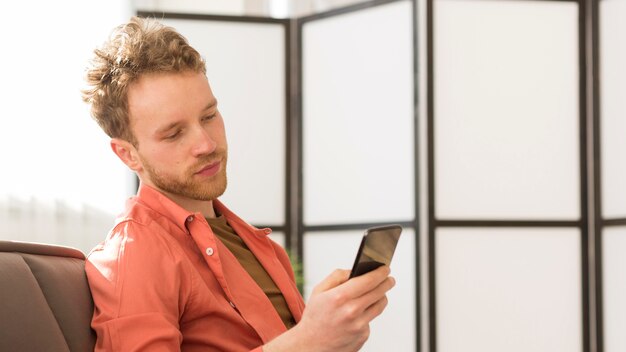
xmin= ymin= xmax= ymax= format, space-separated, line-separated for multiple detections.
xmin=0 ymin=0 xmax=134 ymax=254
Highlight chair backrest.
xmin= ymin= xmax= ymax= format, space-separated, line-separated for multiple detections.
xmin=0 ymin=240 xmax=96 ymax=352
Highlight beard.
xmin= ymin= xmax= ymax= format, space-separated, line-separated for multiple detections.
xmin=140 ymin=149 xmax=228 ymax=201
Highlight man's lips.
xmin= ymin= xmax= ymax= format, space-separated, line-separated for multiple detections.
xmin=195 ymin=161 xmax=221 ymax=177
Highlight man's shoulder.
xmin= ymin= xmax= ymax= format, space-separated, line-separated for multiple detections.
xmin=118 ymin=194 xmax=160 ymax=226
xmin=87 ymin=199 xmax=186 ymax=268
xmin=85 ymin=215 xmax=189 ymax=289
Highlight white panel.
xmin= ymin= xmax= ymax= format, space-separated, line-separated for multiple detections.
xmin=303 ymin=228 xmax=416 ymax=352
xmin=302 ymin=1 xmax=415 ymax=225
xmin=603 ymin=227 xmax=626 ymax=352
xmin=600 ymin=0 xmax=626 ymax=218
xmin=268 ymin=231 xmax=286 ymax=249
xmin=436 ymin=228 xmax=582 ymax=352
xmin=163 ymin=19 xmax=286 ymax=225
xmin=434 ymin=0 xmax=580 ymax=219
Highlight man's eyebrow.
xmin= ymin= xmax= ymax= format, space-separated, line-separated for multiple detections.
xmin=203 ymin=99 xmax=218 ymax=111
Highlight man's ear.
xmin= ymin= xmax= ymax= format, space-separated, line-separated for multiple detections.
xmin=110 ymin=138 xmax=142 ymax=172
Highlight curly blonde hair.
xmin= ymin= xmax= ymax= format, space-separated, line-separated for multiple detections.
xmin=82 ymin=16 xmax=206 ymax=145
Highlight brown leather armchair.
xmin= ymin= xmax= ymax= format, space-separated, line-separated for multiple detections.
xmin=0 ymin=240 xmax=96 ymax=351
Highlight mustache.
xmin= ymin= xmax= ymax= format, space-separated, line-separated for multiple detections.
xmin=191 ymin=148 xmax=227 ymax=170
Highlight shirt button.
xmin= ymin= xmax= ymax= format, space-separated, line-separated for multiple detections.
xmin=229 ymin=301 xmax=236 ymax=308
xmin=186 ymin=216 xmax=194 ymax=223
xmin=205 ymin=247 xmax=214 ymax=256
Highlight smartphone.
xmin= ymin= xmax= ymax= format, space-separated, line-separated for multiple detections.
xmin=349 ymin=224 xmax=403 ymax=278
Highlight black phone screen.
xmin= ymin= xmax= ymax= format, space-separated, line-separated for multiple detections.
xmin=349 ymin=225 xmax=402 ymax=278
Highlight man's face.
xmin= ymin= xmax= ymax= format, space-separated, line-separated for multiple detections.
xmin=127 ymin=71 xmax=228 ymax=201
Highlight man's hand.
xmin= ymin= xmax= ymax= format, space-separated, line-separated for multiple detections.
xmin=264 ymin=265 xmax=395 ymax=352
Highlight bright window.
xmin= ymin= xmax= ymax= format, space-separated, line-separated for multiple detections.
xmin=0 ymin=1 xmax=133 ymax=253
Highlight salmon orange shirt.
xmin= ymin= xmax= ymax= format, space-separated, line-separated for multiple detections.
xmin=85 ymin=185 xmax=305 ymax=351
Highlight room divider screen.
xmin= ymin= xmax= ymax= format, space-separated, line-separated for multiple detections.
xmin=139 ymin=1 xmax=419 ymax=351
xmin=428 ymin=1 xmax=586 ymax=351
xmin=148 ymin=14 xmax=291 ymax=248
xmin=597 ymin=1 xmax=626 ymax=352
xmin=298 ymin=1 xmax=418 ymax=351
xmin=428 ymin=0 xmax=626 ymax=351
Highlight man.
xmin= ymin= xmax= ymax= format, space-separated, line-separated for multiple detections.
xmin=83 ymin=16 xmax=395 ymax=351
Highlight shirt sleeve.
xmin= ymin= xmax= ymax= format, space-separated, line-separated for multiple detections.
xmin=86 ymin=220 xmax=187 ymax=352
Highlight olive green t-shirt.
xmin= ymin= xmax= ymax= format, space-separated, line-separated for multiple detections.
xmin=206 ymin=215 xmax=296 ymax=329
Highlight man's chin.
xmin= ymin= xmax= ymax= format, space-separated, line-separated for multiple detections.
xmin=144 ymin=170 xmax=227 ymax=201
xmin=188 ymin=180 xmax=227 ymax=201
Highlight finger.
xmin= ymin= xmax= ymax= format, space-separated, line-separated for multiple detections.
xmin=362 ymin=295 xmax=389 ymax=322
xmin=349 ymin=275 xmax=395 ymax=314
xmin=340 ymin=265 xmax=391 ymax=297
xmin=312 ymin=269 xmax=351 ymax=294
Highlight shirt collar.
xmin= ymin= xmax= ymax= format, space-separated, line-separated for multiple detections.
xmin=134 ymin=184 xmax=271 ymax=237
xmin=135 ymin=184 xmax=195 ymax=233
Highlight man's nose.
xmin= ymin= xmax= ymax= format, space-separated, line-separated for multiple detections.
xmin=191 ymin=126 xmax=217 ymax=156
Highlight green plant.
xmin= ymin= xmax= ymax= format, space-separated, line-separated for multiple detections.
xmin=286 ymin=249 xmax=304 ymax=292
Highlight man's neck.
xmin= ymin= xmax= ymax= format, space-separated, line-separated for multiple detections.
xmin=161 ymin=190 xmax=217 ymax=219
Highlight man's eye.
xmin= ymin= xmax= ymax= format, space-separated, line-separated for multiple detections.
xmin=165 ymin=130 xmax=181 ymax=140
xmin=202 ymin=114 xmax=216 ymax=122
